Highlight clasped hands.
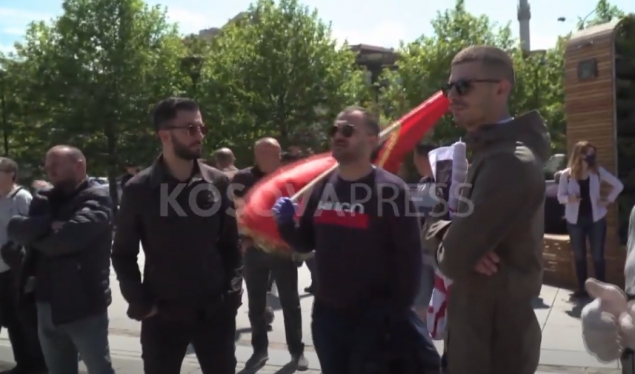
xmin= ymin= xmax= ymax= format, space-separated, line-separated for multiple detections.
xmin=581 ymin=278 xmax=635 ymax=362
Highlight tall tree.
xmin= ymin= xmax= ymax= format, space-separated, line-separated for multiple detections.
xmin=579 ymin=0 xmax=626 ymax=29
xmin=203 ymin=0 xmax=369 ymax=160
xmin=12 ymin=0 xmax=187 ymax=205
xmin=380 ymin=0 xmax=566 ymax=151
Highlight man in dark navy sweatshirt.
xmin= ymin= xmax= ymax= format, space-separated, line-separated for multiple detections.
xmin=273 ymin=107 xmax=440 ymax=374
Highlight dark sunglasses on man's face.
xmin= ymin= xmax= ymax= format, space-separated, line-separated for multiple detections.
xmin=328 ymin=123 xmax=355 ymax=138
xmin=442 ymin=78 xmax=501 ymax=97
xmin=165 ymin=124 xmax=208 ymax=136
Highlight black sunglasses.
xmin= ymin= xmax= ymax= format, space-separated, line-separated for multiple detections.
xmin=164 ymin=124 xmax=208 ymax=136
xmin=328 ymin=123 xmax=355 ymax=138
xmin=442 ymin=78 xmax=500 ymax=97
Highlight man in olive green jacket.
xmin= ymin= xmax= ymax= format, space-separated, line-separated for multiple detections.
xmin=425 ymin=46 xmax=550 ymax=374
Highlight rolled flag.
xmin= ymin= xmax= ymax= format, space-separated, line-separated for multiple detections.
xmin=375 ymin=91 xmax=449 ymax=174
xmin=449 ymin=140 xmax=468 ymax=216
xmin=239 ymin=92 xmax=449 ymax=254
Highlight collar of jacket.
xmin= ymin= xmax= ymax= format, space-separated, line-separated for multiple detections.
xmin=464 ymin=110 xmax=544 ymax=153
xmin=41 ymin=179 xmax=91 ymax=203
xmin=148 ymin=155 xmax=215 ymax=188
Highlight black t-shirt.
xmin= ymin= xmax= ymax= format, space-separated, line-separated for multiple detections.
xmin=578 ymin=177 xmax=592 ymax=219
xmin=279 ymin=167 xmax=422 ymax=311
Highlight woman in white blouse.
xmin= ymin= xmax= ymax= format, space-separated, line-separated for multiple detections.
xmin=557 ymin=141 xmax=624 ymax=299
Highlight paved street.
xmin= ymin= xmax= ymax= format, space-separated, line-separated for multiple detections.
xmin=0 ymin=247 xmax=624 ymax=372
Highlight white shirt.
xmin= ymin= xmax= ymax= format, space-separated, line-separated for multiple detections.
xmin=557 ymin=167 xmax=624 ymax=224
xmin=0 ymin=187 xmax=32 ymax=273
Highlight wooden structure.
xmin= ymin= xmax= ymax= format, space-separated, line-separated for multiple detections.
xmin=547 ymin=18 xmax=635 ymax=288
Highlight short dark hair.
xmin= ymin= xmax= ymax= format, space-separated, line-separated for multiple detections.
xmin=415 ymin=143 xmax=436 ymax=157
xmin=0 ymin=157 xmax=18 ymax=181
xmin=151 ymin=97 xmax=199 ymax=131
xmin=452 ymin=45 xmax=515 ymax=88
xmin=341 ymin=106 xmax=380 ymax=136
xmin=214 ymin=148 xmax=235 ymax=165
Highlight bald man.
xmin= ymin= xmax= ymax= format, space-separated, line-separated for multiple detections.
xmin=8 ymin=145 xmax=115 ymax=374
xmin=232 ymin=138 xmax=308 ymax=370
xmin=214 ymin=148 xmax=238 ymax=171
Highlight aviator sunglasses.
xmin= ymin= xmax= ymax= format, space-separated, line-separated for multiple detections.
xmin=164 ymin=124 xmax=208 ymax=136
xmin=442 ymin=78 xmax=501 ymax=97
xmin=328 ymin=123 xmax=356 ymax=138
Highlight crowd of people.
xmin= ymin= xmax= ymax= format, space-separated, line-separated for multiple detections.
xmin=0 ymin=43 xmax=626 ymax=374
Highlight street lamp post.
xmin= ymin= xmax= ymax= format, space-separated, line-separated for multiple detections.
xmin=0 ymin=69 xmax=8 ymax=156
xmin=180 ymin=56 xmax=204 ymax=97
xmin=558 ymin=8 xmax=597 ymax=29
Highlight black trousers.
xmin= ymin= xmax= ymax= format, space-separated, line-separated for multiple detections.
xmin=140 ymin=303 xmax=237 ymax=374
xmin=244 ymin=248 xmax=304 ymax=355
xmin=0 ymin=270 xmax=46 ymax=370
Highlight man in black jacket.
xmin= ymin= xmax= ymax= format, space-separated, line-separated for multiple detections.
xmin=7 ymin=145 xmax=114 ymax=374
xmin=232 ymin=138 xmax=308 ymax=371
xmin=111 ymin=97 xmax=242 ymax=374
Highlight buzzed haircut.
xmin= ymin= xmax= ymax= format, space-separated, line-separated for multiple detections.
xmin=151 ymin=97 xmax=199 ymax=131
xmin=452 ymin=45 xmax=515 ymax=88
xmin=254 ymin=137 xmax=280 ymax=148
xmin=214 ymin=148 xmax=235 ymax=165
xmin=340 ymin=106 xmax=380 ymax=136
xmin=49 ymin=145 xmax=86 ymax=163
xmin=0 ymin=157 xmax=18 ymax=181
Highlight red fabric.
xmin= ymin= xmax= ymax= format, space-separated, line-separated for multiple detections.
xmin=239 ymin=92 xmax=449 ymax=254
xmin=375 ymin=91 xmax=449 ymax=174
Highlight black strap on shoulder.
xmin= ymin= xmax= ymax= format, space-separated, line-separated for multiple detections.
xmin=8 ymin=186 xmax=23 ymax=199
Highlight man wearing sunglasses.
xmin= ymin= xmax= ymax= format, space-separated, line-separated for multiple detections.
xmin=425 ymin=46 xmax=551 ymax=374
xmin=273 ymin=107 xmax=440 ymax=373
xmin=112 ymin=97 xmax=242 ymax=374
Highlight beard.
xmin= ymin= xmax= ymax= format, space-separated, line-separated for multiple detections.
xmin=171 ymin=135 xmax=201 ymax=160
xmin=333 ymin=143 xmax=363 ymax=164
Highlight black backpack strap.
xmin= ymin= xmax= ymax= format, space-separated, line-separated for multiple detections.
xmin=8 ymin=186 xmax=23 ymax=199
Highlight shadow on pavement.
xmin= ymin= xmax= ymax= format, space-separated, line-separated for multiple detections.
xmin=235 ymin=326 xmax=254 ymax=342
xmin=237 ymin=362 xmax=297 ymax=374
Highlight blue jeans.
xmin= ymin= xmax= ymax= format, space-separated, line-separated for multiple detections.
xmin=37 ymin=303 xmax=114 ymax=374
xmin=567 ymin=215 xmax=607 ymax=289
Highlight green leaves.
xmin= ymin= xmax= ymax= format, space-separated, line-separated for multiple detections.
xmin=200 ymin=0 xmax=369 ymax=158
xmin=379 ymin=0 xmax=567 ymax=151
xmin=0 ymin=0 xmax=625 ymax=183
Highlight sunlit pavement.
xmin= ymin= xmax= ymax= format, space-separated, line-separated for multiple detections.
xmin=0 ymin=246 xmax=623 ymax=372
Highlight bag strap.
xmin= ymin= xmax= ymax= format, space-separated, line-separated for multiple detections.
xmin=8 ymin=186 xmax=23 ymax=199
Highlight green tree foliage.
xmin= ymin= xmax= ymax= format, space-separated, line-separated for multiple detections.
xmin=380 ymin=0 xmax=566 ymax=152
xmin=3 ymin=0 xmax=188 ymax=203
xmin=0 ymin=0 xmax=627 ymax=185
xmin=201 ymin=0 xmax=370 ymax=161
xmin=579 ymin=0 xmax=626 ymax=29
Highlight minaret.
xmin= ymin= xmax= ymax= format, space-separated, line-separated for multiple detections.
xmin=518 ymin=0 xmax=531 ymax=52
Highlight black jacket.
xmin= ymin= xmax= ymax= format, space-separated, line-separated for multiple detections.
xmin=8 ymin=180 xmax=114 ymax=325
xmin=111 ymin=158 xmax=242 ymax=321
